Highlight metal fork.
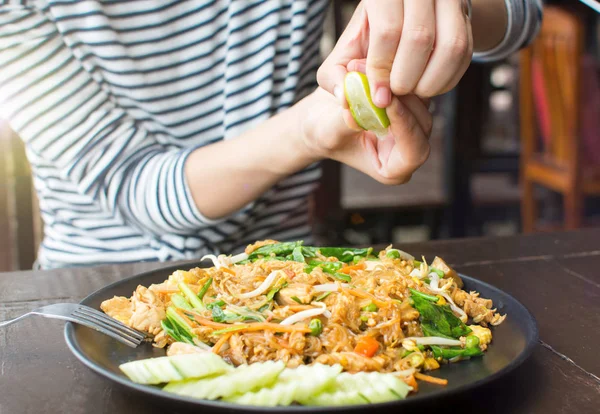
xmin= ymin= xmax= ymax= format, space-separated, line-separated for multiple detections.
xmin=0 ymin=303 xmax=146 ymax=348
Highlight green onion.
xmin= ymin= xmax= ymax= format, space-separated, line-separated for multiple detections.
xmin=361 ymin=303 xmax=378 ymax=312
xmin=315 ymin=292 xmax=332 ymax=302
xmin=197 ymin=277 xmax=213 ymax=301
xmin=178 ymin=282 xmax=205 ymax=310
xmin=170 ymin=293 xmax=192 ymax=310
xmin=466 ymin=335 xmax=480 ymax=349
xmin=290 ymin=296 xmax=303 ymax=304
xmin=430 ymin=267 xmax=445 ymax=278
xmin=309 ymin=319 xmax=323 ymax=336
xmin=333 ymin=272 xmax=352 ymax=283
xmin=165 ymin=307 xmax=196 ymax=343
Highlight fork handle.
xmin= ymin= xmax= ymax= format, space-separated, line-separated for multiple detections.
xmin=0 ymin=313 xmax=32 ymax=328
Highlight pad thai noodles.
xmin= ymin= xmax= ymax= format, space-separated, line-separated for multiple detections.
xmin=102 ymin=240 xmax=506 ymax=391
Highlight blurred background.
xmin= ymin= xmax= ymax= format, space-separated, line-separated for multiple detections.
xmin=1 ymin=0 xmax=599 ymax=271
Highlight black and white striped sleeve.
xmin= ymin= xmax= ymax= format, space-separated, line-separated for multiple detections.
xmin=473 ymin=0 xmax=544 ymax=62
xmin=0 ymin=5 xmax=221 ymax=237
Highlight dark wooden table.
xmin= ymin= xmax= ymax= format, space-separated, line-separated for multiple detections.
xmin=1 ymin=230 xmax=600 ymax=413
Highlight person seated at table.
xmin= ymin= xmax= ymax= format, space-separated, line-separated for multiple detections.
xmin=0 ymin=0 xmax=542 ymax=269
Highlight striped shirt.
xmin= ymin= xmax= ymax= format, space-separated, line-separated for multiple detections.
xmin=0 ymin=0 xmax=327 ymax=268
xmin=0 ymin=0 xmax=542 ymax=269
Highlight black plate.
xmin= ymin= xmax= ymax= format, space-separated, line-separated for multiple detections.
xmin=64 ymin=263 xmax=538 ymax=413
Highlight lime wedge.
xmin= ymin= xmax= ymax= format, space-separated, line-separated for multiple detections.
xmin=344 ymin=71 xmax=390 ymax=138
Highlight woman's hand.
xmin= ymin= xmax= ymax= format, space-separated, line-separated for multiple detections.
xmin=318 ymin=0 xmax=473 ymax=107
xmin=300 ymin=88 xmax=432 ymax=185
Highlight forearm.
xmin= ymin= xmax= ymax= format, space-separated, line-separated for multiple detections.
xmin=184 ymin=95 xmax=320 ymax=220
xmin=471 ymin=0 xmax=508 ymax=53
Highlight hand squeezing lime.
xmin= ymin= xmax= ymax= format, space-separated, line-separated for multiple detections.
xmin=344 ymin=72 xmax=390 ymax=138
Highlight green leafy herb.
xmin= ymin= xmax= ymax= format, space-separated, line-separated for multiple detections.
xmin=248 ymin=241 xmax=304 ymax=261
xmin=305 ymin=260 xmax=352 ymax=282
xmin=309 ymin=319 xmax=323 ymax=336
xmin=333 ymin=272 xmax=352 ymax=283
xmin=410 ymin=292 xmax=471 ymax=339
xmin=266 ymin=280 xmax=288 ymax=301
xmin=303 ymin=247 xmax=373 ymax=263
xmin=197 ymin=277 xmax=213 ymax=301
xmin=206 ymin=300 xmax=226 ymax=309
xmin=292 ymin=246 xmax=305 ymax=263
xmin=211 ymin=305 xmax=227 ymax=323
xmin=431 ymin=345 xmax=484 ymax=360
xmin=409 ymin=288 xmax=440 ymax=303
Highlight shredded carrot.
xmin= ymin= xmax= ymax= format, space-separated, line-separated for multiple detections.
xmin=221 ymin=268 xmax=236 ymax=276
xmin=339 ymin=263 xmax=366 ymax=274
xmin=184 ymin=311 xmax=230 ymax=328
xmin=186 ymin=311 xmax=311 ymax=334
xmin=343 ymin=288 xmax=388 ymax=308
xmin=152 ymin=287 xmax=180 ymax=294
xmin=415 ymin=372 xmax=448 ymax=386
xmin=212 ymin=332 xmax=233 ymax=354
xmin=214 ymin=323 xmax=311 ymax=334
xmin=175 ymin=308 xmax=199 ymax=328
xmin=403 ymin=374 xmax=419 ymax=391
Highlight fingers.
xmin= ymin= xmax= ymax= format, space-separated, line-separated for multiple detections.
xmin=414 ymin=0 xmax=472 ymax=97
xmin=317 ymin=3 xmax=368 ymax=104
xmin=442 ymin=11 xmax=474 ymax=94
xmin=373 ymin=96 xmax=431 ymax=182
xmin=390 ymin=0 xmax=436 ymax=96
xmin=398 ymin=95 xmax=433 ymax=137
xmin=365 ymin=0 xmax=404 ymax=108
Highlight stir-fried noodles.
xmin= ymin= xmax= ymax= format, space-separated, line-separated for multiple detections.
xmin=102 ymin=240 xmax=505 ymax=390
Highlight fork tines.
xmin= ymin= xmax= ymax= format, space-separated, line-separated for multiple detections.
xmin=72 ymin=305 xmax=146 ymax=345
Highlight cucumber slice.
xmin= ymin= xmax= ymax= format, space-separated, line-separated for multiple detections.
xmin=119 ymin=353 xmax=232 ymax=385
xmin=304 ymin=371 xmax=411 ymax=406
xmin=163 ymin=361 xmax=285 ymax=400
xmin=226 ymin=363 xmax=342 ymax=406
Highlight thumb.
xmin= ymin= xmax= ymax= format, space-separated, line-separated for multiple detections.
xmin=317 ymin=3 xmax=368 ymax=104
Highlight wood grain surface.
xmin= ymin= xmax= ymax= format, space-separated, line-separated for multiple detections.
xmin=1 ymin=230 xmax=599 ymax=413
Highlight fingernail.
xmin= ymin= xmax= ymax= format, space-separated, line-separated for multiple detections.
xmin=333 ymin=85 xmax=343 ymax=101
xmin=374 ymin=87 xmax=391 ymax=108
xmin=395 ymin=99 xmax=406 ymax=117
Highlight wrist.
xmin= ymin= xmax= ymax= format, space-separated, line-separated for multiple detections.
xmin=261 ymin=94 xmax=323 ymax=177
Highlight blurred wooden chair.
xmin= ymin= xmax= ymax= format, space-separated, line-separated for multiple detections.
xmin=519 ymin=6 xmax=600 ymax=232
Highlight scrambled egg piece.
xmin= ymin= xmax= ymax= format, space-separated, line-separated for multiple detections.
xmin=468 ymin=325 xmax=492 ymax=351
